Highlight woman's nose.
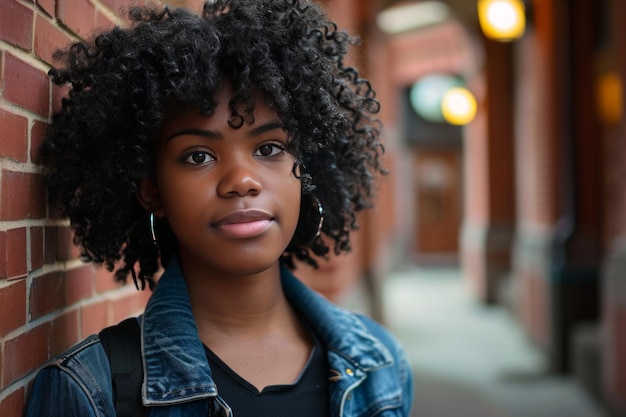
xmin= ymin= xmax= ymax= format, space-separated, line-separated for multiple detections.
xmin=216 ymin=157 xmax=263 ymax=197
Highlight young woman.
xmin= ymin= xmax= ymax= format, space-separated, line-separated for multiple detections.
xmin=25 ymin=1 xmax=413 ymax=416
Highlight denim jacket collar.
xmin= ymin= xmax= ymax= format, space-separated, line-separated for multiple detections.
xmin=281 ymin=266 xmax=394 ymax=371
xmin=141 ymin=257 xmax=394 ymax=406
xmin=141 ymin=256 xmax=217 ymax=405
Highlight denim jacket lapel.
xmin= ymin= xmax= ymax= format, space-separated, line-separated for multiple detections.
xmin=141 ymin=257 xmax=218 ymax=406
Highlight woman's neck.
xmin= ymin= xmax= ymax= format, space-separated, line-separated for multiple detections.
xmin=179 ymin=254 xmax=294 ymax=339
xmin=178 ymin=253 xmax=313 ymax=391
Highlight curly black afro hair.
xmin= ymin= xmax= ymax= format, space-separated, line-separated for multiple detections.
xmin=40 ymin=0 xmax=386 ymax=289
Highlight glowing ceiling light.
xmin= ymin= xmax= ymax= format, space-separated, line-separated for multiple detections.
xmin=441 ymin=87 xmax=477 ymax=125
xmin=377 ymin=1 xmax=450 ymax=35
xmin=410 ymin=74 xmax=463 ymax=123
xmin=478 ymin=0 xmax=526 ymax=41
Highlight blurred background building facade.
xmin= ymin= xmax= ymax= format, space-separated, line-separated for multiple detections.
xmin=331 ymin=0 xmax=624 ymax=414
xmin=0 ymin=0 xmax=624 ymax=415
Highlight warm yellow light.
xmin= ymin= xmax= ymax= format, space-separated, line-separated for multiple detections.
xmin=596 ymin=72 xmax=623 ymax=125
xmin=478 ymin=0 xmax=526 ymax=41
xmin=441 ymin=87 xmax=477 ymax=125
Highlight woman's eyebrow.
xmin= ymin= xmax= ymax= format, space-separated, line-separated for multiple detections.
xmin=249 ymin=120 xmax=284 ymax=136
xmin=166 ymin=121 xmax=284 ymax=142
xmin=167 ymin=128 xmax=221 ymax=141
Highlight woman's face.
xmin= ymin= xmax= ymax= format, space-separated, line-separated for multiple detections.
xmin=150 ymin=85 xmax=301 ymax=277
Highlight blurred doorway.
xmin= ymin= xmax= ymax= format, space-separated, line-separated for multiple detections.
xmin=413 ymin=149 xmax=462 ymax=261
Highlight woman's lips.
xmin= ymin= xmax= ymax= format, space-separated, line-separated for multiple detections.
xmin=213 ymin=209 xmax=273 ymax=239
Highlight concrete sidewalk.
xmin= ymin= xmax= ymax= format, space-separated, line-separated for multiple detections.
xmin=377 ymin=266 xmax=610 ymax=417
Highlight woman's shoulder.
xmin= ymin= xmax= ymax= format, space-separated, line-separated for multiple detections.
xmin=30 ymin=334 xmax=108 ymax=374
xmin=313 ymin=297 xmax=409 ymax=365
xmin=352 ymin=311 xmax=408 ymax=359
xmin=25 ymin=334 xmax=115 ymax=417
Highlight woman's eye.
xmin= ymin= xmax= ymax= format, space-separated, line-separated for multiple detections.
xmin=184 ymin=151 xmax=213 ymax=165
xmin=255 ymin=144 xmax=285 ymax=157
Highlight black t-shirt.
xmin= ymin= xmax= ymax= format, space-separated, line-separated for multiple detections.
xmin=204 ymin=325 xmax=330 ymax=417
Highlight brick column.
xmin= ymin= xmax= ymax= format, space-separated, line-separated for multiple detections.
xmin=512 ymin=0 xmax=562 ymax=360
xmin=515 ymin=0 xmax=603 ymax=374
xmin=461 ymin=39 xmax=516 ymax=305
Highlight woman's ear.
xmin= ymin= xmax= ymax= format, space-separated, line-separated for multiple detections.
xmin=137 ymin=178 xmax=165 ymax=217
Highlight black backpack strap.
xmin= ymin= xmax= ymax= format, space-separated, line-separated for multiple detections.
xmin=99 ymin=317 xmax=146 ymax=417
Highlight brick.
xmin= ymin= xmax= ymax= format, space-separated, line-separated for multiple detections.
xmin=43 ymin=226 xmax=57 ymax=264
xmin=0 ymin=387 xmax=25 ymax=417
xmin=99 ymin=0 xmax=134 ymax=20
xmin=112 ymin=293 xmax=138 ymax=323
xmin=0 ymin=229 xmax=5 ymax=279
xmin=57 ymin=0 xmax=96 ymax=39
xmin=50 ymin=309 xmax=79 ymax=357
xmin=0 ymin=108 xmax=29 ymax=162
xmin=55 ymin=226 xmax=72 ymax=261
xmin=43 ymin=226 xmax=79 ymax=264
xmin=108 ymin=288 xmax=150 ymax=324
xmin=36 ymin=0 xmax=55 ymax=17
xmin=0 ymin=280 xmax=27 ymax=337
xmin=29 ymin=271 xmax=64 ymax=319
xmin=95 ymin=9 xmax=115 ymax=31
xmin=35 ymin=14 xmax=73 ymax=66
xmin=0 ymin=0 xmax=34 ymax=51
xmin=30 ymin=266 xmax=94 ymax=319
xmin=95 ymin=264 xmax=121 ymax=293
xmin=6 ymin=228 xmax=27 ymax=279
xmin=2 ymin=324 xmax=50 ymax=389
xmin=81 ymin=300 xmax=110 ymax=337
xmin=30 ymin=121 xmax=47 ymax=163
xmin=0 ymin=170 xmax=46 ymax=220
xmin=2 ymin=53 xmax=50 ymax=117
xmin=65 ymin=265 xmax=95 ymax=304
xmin=30 ymin=226 xmax=44 ymax=270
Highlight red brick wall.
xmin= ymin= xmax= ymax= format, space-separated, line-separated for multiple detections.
xmin=512 ymin=0 xmax=562 ymax=352
xmin=0 ymin=0 xmax=151 ymax=415
xmin=602 ymin=0 xmax=626 ymax=412
xmin=461 ymin=37 xmax=517 ymax=304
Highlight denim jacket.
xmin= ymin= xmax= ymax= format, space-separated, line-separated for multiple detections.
xmin=26 ymin=258 xmax=413 ymax=417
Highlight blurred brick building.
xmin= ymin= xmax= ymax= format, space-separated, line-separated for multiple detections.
xmin=360 ymin=0 xmax=626 ymax=415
